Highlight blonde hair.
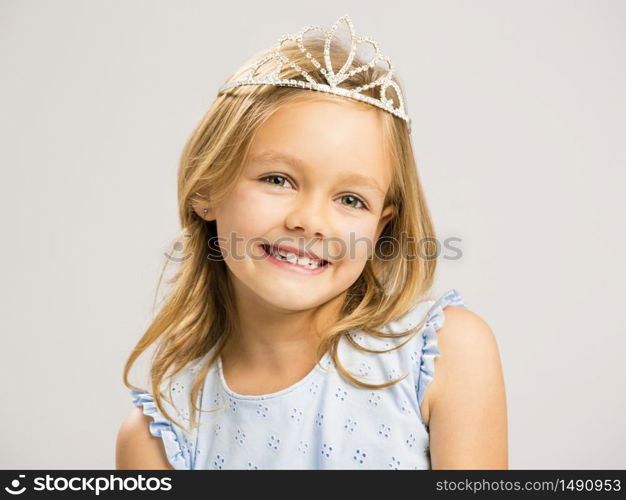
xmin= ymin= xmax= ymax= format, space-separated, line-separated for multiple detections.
xmin=123 ymin=36 xmax=439 ymax=434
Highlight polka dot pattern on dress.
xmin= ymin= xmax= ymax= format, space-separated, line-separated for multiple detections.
xmin=128 ymin=289 xmax=468 ymax=469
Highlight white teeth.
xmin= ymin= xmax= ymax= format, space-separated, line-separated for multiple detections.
xmin=295 ymin=255 xmax=310 ymax=266
xmin=268 ymin=246 xmax=324 ymax=269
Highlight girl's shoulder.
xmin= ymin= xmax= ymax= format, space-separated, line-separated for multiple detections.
xmin=386 ymin=288 xmax=468 ymax=336
xmin=410 ymin=290 xmax=498 ymax=427
xmin=341 ymin=288 xmax=489 ymax=425
xmin=128 ymin=356 xmax=210 ymax=470
xmin=338 ymin=289 xmax=468 ymax=389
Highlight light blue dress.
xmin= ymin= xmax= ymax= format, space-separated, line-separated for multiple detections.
xmin=130 ymin=288 xmax=466 ymax=469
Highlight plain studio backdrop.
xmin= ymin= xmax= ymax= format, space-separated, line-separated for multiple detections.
xmin=0 ymin=0 xmax=624 ymax=469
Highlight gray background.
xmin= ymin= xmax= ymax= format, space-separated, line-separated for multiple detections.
xmin=1 ymin=0 xmax=624 ymax=469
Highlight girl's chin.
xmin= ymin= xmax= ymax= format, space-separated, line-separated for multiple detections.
xmin=259 ymin=295 xmax=328 ymax=312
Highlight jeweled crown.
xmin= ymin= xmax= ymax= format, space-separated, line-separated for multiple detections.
xmin=217 ymin=15 xmax=411 ymax=130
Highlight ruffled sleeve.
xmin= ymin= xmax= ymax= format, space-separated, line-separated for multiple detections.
xmin=415 ymin=289 xmax=467 ymax=412
xmin=130 ymin=389 xmax=193 ymax=470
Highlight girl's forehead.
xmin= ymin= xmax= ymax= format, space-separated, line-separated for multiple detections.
xmin=261 ymin=96 xmax=382 ymax=135
xmin=248 ymin=98 xmax=392 ymax=185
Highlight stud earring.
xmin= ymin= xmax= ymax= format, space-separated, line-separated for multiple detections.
xmin=202 ymin=208 xmax=208 ymax=217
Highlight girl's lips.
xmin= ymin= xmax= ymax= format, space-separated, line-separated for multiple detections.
xmin=260 ymin=244 xmax=331 ymax=275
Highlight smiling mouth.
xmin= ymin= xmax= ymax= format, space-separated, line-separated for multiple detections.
xmin=260 ymin=244 xmax=331 ymax=268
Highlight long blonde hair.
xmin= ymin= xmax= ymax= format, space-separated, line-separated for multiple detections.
xmin=123 ymin=35 xmax=439 ymax=433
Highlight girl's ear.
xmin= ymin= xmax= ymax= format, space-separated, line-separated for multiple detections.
xmin=375 ymin=204 xmax=396 ymax=241
xmin=191 ymin=199 xmax=214 ymax=221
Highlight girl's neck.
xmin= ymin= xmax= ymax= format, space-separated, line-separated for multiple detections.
xmin=222 ymin=290 xmax=345 ymax=373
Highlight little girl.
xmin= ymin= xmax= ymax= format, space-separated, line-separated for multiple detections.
xmin=116 ymin=14 xmax=507 ymax=470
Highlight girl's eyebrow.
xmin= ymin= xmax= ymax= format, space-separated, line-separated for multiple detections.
xmin=249 ymin=150 xmax=385 ymax=196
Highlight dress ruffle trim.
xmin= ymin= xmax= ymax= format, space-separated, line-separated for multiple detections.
xmin=416 ymin=289 xmax=467 ymax=412
xmin=130 ymin=389 xmax=190 ymax=470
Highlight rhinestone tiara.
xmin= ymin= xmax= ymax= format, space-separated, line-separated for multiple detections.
xmin=217 ymin=14 xmax=411 ymax=129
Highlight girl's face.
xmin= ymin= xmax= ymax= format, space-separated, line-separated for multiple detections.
xmin=200 ymin=97 xmax=395 ymax=313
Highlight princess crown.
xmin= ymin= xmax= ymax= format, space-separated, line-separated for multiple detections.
xmin=217 ymin=14 xmax=411 ymax=130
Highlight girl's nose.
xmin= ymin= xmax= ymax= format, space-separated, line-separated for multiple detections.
xmin=284 ymin=198 xmax=327 ymax=240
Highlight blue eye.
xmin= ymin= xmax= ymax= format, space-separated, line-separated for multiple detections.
xmin=259 ymin=175 xmax=369 ymax=211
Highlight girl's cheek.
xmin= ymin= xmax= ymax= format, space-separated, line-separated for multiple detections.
xmin=238 ymin=184 xmax=289 ymax=216
xmin=226 ymin=184 xmax=277 ymax=224
xmin=331 ymin=220 xmax=378 ymax=262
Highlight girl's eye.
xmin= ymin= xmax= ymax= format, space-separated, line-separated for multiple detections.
xmin=261 ymin=174 xmax=293 ymax=189
xmin=339 ymin=194 xmax=368 ymax=211
xmin=259 ymin=175 xmax=369 ymax=211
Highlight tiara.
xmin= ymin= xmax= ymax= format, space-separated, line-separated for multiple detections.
xmin=217 ymin=14 xmax=411 ymax=129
